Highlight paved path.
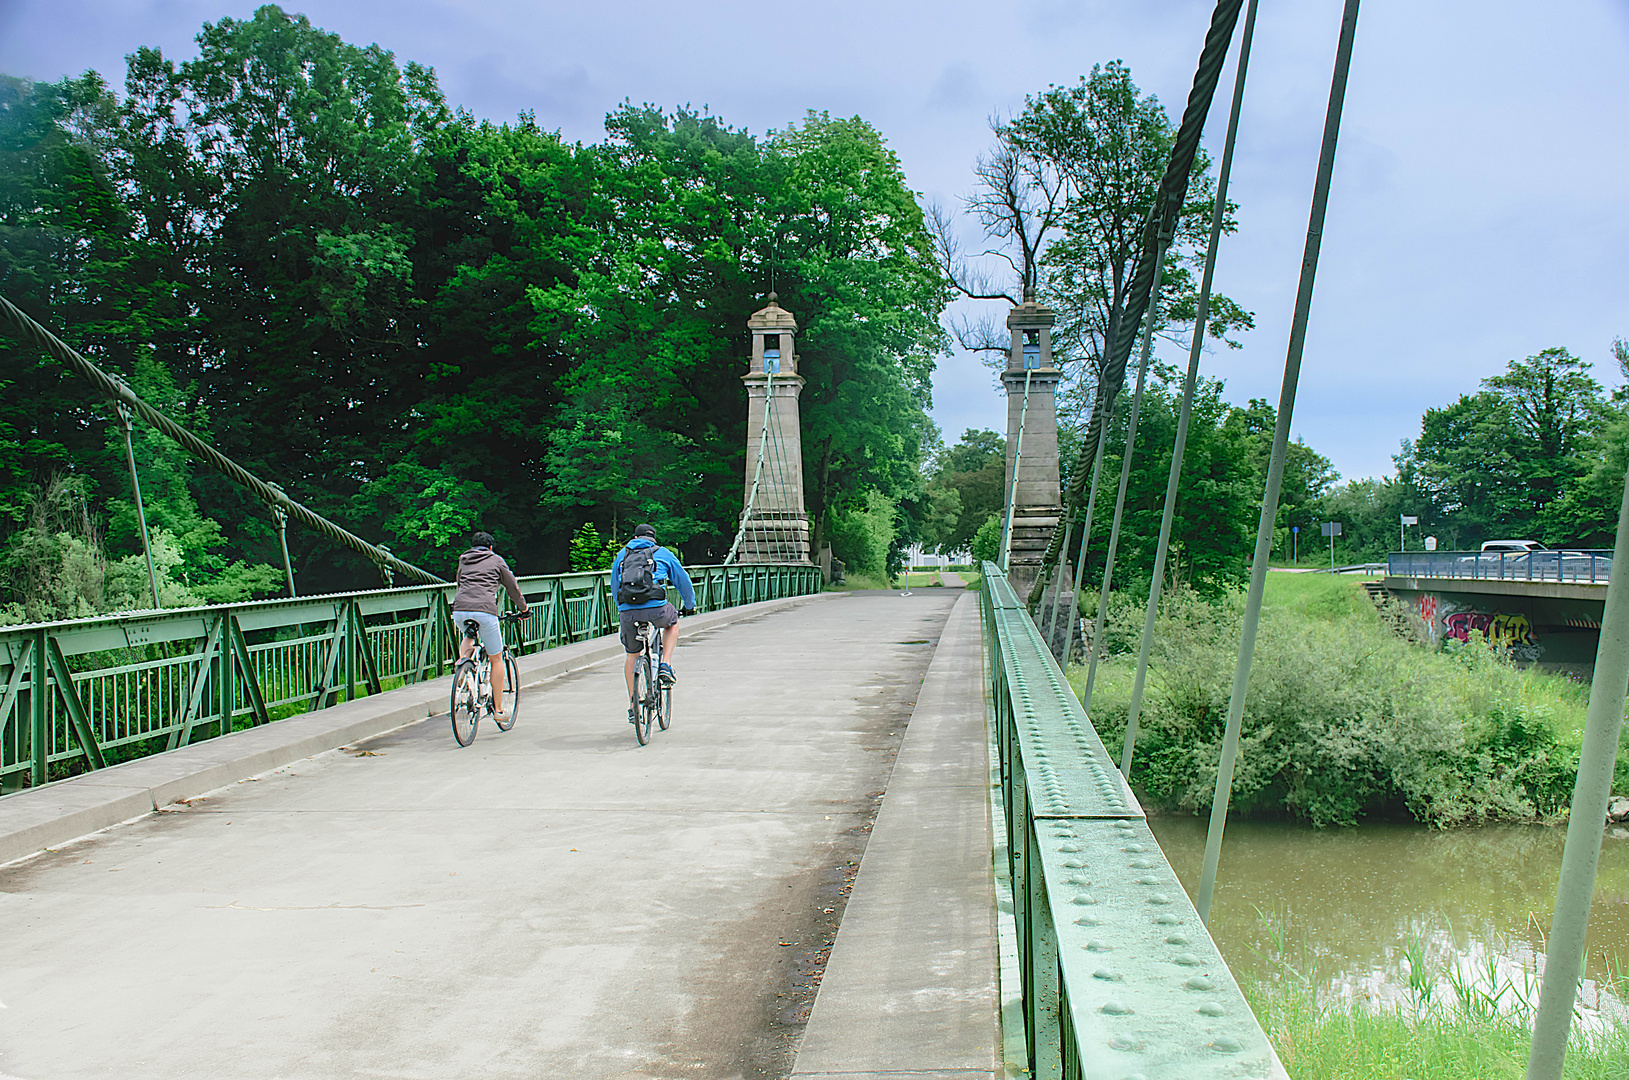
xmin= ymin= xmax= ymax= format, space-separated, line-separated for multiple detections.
xmin=0 ymin=590 xmax=984 ymax=1080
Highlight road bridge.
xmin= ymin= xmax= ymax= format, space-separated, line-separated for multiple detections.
xmin=1384 ymin=549 xmax=1611 ymax=676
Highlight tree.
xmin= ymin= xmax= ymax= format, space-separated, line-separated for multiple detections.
xmin=1221 ymin=397 xmax=1339 ymax=544
xmin=765 ymin=112 xmax=949 ymax=554
xmin=1 ymin=10 xmax=946 ymax=595
xmin=922 ymin=428 xmax=1005 ymax=555
xmin=1080 ymin=371 xmax=1262 ymax=596
xmin=1405 ymin=347 xmax=1608 ymax=545
xmin=937 ymin=62 xmax=1251 ymax=418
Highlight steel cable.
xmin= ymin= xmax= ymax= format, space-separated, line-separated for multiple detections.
xmin=0 ymin=295 xmax=448 ymax=586
xmin=1026 ymin=0 xmax=1245 ymax=606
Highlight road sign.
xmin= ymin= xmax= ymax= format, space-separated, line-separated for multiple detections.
xmin=1400 ymin=515 xmax=1417 ymax=526
xmin=1320 ymin=521 xmax=1342 ymax=537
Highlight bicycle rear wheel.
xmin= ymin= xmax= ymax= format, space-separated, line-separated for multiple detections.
xmin=450 ymin=661 xmax=480 ymax=746
xmin=631 ymin=651 xmax=652 ymax=745
xmin=495 ymin=651 xmax=519 ymax=731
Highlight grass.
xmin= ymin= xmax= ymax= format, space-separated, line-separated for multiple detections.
xmin=1243 ymin=909 xmax=1629 ymax=1078
xmin=1249 ymin=979 xmax=1629 ymax=1079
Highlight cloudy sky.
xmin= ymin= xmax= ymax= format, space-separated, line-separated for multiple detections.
xmin=3 ymin=0 xmax=1626 ymax=483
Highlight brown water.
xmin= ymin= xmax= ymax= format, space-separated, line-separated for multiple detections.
xmin=1148 ymin=815 xmax=1629 ymax=1015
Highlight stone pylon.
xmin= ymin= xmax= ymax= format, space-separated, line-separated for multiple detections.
xmin=1000 ymin=295 xmax=1072 ymax=650
xmin=736 ymin=294 xmax=811 ymax=564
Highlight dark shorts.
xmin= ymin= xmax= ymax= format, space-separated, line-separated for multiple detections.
xmin=620 ymin=603 xmax=678 ymax=653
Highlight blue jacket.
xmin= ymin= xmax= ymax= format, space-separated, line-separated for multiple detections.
xmin=610 ymin=537 xmax=696 ymax=612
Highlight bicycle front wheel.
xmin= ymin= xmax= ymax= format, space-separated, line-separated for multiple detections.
xmin=450 ymin=662 xmax=480 ymax=746
xmin=495 ymin=651 xmax=519 ymax=731
xmin=657 ymin=684 xmax=671 ymax=730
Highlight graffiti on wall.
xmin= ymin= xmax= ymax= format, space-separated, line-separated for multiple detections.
xmin=1443 ymin=610 xmax=1541 ymax=660
xmin=1417 ymin=595 xmax=1438 ymax=640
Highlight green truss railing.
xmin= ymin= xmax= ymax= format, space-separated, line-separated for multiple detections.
xmin=980 ymin=563 xmax=1286 ymax=1079
xmin=0 ymin=563 xmax=822 ymax=792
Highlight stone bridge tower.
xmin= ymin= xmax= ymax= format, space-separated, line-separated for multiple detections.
xmin=1001 ymin=296 xmax=1067 ymax=601
xmin=737 ymin=294 xmax=811 ymax=563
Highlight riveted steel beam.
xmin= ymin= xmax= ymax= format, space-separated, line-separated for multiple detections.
xmin=982 ymin=563 xmax=1286 ymax=1078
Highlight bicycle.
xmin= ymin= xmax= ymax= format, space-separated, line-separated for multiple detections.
xmin=449 ymin=610 xmax=525 ymax=747
xmin=628 ymin=615 xmax=675 ymax=746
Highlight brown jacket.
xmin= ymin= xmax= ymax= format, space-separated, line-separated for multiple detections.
xmin=451 ymin=548 xmax=526 ymax=615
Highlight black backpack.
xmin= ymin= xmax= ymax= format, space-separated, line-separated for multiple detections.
xmin=616 ymin=545 xmax=669 ymax=605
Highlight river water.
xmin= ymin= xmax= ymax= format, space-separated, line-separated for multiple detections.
xmin=1147 ymin=815 xmax=1629 ymax=1017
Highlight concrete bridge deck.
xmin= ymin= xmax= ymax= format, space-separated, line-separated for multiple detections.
xmin=0 ymin=589 xmax=998 ymax=1080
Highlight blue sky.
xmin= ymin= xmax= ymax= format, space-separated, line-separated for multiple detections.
xmin=3 ymin=0 xmax=1626 ymax=483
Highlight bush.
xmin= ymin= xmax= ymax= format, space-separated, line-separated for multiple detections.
xmin=1078 ymin=575 xmax=1593 ymax=827
xmin=829 ymin=490 xmax=896 ymax=578
xmin=969 ymin=513 xmax=1002 ymax=566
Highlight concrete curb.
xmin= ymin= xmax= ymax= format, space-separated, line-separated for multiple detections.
xmin=0 ymin=591 xmax=835 ymax=867
xmin=791 ymin=590 xmax=1000 ymax=1079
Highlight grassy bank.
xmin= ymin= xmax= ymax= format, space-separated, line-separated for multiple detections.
xmin=1241 ymin=909 xmax=1629 ymax=1078
xmin=1072 ymin=573 xmax=1610 ymax=826
xmin=1248 ymin=979 xmax=1629 ymax=1079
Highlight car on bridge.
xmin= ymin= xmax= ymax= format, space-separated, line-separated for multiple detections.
xmin=1480 ymin=539 xmax=1547 ymax=554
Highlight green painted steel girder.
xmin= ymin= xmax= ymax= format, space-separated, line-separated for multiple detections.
xmin=981 ymin=563 xmax=1286 ymax=1079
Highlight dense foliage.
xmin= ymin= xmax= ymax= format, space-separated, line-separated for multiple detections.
xmin=0 ymin=6 xmax=946 ymax=620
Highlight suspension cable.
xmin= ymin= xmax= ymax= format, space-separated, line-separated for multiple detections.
xmin=1120 ymin=0 xmax=1260 ymax=779
xmin=1026 ymin=0 xmax=1246 ymax=606
xmin=726 ymin=367 xmax=777 ymax=564
xmin=1196 ymin=0 xmax=1363 ymax=925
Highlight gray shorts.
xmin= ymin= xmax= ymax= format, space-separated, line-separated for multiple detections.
xmin=452 ymin=610 xmax=504 ymax=656
xmin=620 ymin=603 xmax=678 ymax=653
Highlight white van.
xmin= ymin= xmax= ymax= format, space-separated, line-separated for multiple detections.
xmin=1480 ymin=539 xmax=1547 ymax=554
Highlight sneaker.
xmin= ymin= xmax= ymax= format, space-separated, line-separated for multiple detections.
xmin=494 ymin=709 xmax=510 ymax=722
xmin=658 ymin=663 xmax=676 ymax=687
xmin=628 ymin=706 xmax=637 ymax=725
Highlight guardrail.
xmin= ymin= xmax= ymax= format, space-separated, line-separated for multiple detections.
xmin=1387 ymin=549 xmax=1613 ymax=585
xmin=980 ymin=563 xmax=1285 ymax=1079
xmin=0 ymin=563 xmax=821 ymax=791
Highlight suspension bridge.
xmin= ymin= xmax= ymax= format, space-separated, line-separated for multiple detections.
xmin=3 ymin=1 xmax=1626 ymax=1078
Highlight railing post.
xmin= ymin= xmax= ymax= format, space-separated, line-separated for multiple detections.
xmin=1026 ymin=814 xmax=1062 ymax=1080
xmin=30 ymin=628 xmax=46 ymax=786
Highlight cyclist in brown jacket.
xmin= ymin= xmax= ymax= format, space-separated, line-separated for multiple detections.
xmin=451 ymin=531 xmax=530 ymax=721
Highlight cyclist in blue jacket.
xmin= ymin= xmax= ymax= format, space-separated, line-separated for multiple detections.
xmin=610 ymin=524 xmax=696 ymax=724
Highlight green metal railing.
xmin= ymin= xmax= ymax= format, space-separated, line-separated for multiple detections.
xmin=0 ymin=563 xmax=821 ymax=791
xmin=981 ymin=564 xmax=1285 ymax=1079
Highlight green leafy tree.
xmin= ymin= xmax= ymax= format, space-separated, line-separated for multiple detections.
xmin=924 ymin=428 xmax=1005 ymax=555
xmin=938 ymin=62 xmax=1251 ymax=421
xmin=1081 ymin=371 xmax=1263 ymax=595
xmin=568 ymin=522 xmax=618 ymax=571
xmin=1221 ymin=397 xmax=1339 ymax=546
xmin=1404 ymin=347 xmax=1607 ymax=545
xmin=970 ymin=513 xmax=1002 ymax=566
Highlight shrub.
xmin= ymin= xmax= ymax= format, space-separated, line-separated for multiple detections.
xmin=969 ymin=513 xmax=1002 ymax=566
xmin=1077 ymin=575 xmax=1594 ymax=827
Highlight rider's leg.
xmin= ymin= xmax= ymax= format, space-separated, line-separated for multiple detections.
xmin=660 ymin=621 xmax=679 ymax=664
xmin=490 ymin=651 xmax=507 ymax=712
xmin=624 ymin=651 xmax=639 ymax=699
